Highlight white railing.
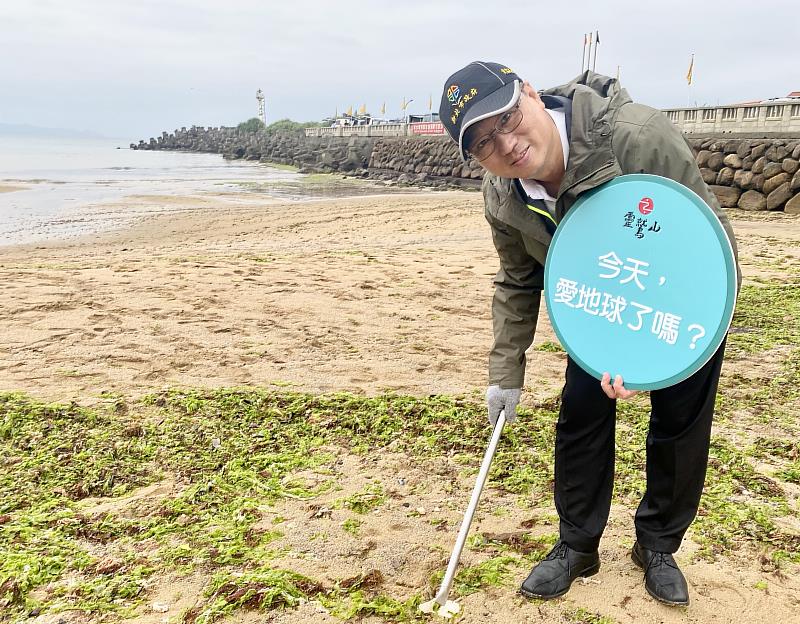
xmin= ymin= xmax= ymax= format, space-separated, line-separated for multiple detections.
xmin=304 ymin=122 xmax=445 ymax=138
xmin=662 ymin=101 xmax=800 ymax=135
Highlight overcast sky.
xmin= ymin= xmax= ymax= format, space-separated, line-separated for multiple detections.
xmin=1 ymin=0 xmax=797 ymax=140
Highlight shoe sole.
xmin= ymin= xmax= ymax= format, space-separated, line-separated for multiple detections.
xmin=518 ymin=562 xmax=601 ymax=600
xmin=631 ymin=549 xmax=689 ymax=607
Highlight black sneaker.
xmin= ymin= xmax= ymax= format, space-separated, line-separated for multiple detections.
xmin=519 ymin=540 xmax=600 ymax=600
xmin=631 ymin=541 xmax=689 ymax=606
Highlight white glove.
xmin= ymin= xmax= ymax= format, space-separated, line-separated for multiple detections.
xmin=486 ymin=385 xmax=521 ymax=426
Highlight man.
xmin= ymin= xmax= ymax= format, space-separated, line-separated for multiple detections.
xmin=438 ymin=62 xmax=739 ymax=606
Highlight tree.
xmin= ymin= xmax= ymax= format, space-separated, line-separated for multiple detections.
xmin=264 ymin=118 xmax=324 ymax=136
xmin=237 ymin=117 xmax=266 ymax=133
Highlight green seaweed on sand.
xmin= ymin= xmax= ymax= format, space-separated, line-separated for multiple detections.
xmin=2 ymin=276 xmax=800 ymax=623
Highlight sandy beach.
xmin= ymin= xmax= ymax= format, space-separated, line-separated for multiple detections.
xmin=0 ymin=190 xmax=535 ymax=403
xmin=1 ymin=187 xmax=799 ymax=624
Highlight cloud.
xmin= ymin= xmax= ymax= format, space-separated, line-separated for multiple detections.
xmin=1 ymin=0 xmax=796 ymax=137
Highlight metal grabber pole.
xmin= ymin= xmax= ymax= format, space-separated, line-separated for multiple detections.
xmin=419 ymin=409 xmax=507 ymax=618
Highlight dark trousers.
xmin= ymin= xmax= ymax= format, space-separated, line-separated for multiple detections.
xmin=554 ymin=340 xmax=726 ymax=554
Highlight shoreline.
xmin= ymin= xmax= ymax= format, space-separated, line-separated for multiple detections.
xmin=0 ymin=183 xmax=28 ymax=193
xmin=0 ymin=170 xmax=426 ymax=249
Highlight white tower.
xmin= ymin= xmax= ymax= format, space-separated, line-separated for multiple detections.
xmin=256 ymin=89 xmax=266 ymax=125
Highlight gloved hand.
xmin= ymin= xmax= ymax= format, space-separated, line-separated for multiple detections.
xmin=486 ymin=385 xmax=521 ymax=426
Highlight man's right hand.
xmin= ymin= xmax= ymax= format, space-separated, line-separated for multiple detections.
xmin=486 ymin=385 xmax=521 ymax=426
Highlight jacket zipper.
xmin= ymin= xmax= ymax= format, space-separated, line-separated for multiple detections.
xmin=557 ymin=161 xmax=617 ymax=202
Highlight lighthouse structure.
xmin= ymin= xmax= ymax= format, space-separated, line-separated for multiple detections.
xmin=256 ymin=89 xmax=266 ymax=125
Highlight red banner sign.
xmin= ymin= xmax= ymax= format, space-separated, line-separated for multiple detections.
xmin=409 ymin=122 xmax=445 ymax=135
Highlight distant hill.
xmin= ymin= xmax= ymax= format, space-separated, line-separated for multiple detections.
xmin=0 ymin=123 xmax=106 ymax=139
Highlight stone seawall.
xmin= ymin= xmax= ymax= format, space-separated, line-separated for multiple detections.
xmin=686 ymin=137 xmax=800 ymax=213
xmin=132 ymin=127 xmax=800 ymax=212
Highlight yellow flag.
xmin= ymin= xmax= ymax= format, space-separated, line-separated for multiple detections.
xmin=346 ymin=106 xmax=353 ymax=116
xmin=401 ymin=97 xmax=407 ymax=111
xmin=686 ymin=55 xmax=694 ymax=85
xmin=358 ymin=104 xmax=366 ymax=115
xmin=381 ymin=101 xmax=385 ymax=115
xmin=428 ymin=93 xmax=432 ymax=111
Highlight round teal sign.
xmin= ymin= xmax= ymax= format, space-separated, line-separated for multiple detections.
xmin=544 ymin=174 xmax=737 ymax=390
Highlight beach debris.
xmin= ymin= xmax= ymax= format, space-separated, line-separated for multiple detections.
xmin=93 ymin=557 xmax=124 ymax=575
xmin=308 ymin=504 xmax=332 ymax=519
xmin=339 ymin=569 xmax=384 ymax=591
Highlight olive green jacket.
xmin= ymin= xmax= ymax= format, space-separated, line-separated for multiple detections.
xmin=483 ymin=71 xmax=740 ymax=388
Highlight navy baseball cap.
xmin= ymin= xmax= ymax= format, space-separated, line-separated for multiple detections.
xmin=439 ymin=61 xmax=522 ymax=161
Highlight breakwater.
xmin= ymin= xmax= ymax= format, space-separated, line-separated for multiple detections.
xmin=132 ymin=127 xmax=800 ymax=212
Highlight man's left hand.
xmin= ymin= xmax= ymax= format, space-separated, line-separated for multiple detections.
xmin=600 ymin=373 xmax=639 ymax=400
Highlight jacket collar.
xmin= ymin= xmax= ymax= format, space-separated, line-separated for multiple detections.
xmin=542 ymin=71 xmax=628 ymax=201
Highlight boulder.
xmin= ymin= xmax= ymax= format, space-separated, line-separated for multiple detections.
xmin=723 ymin=139 xmax=741 ymax=154
xmin=750 ymin=143 xmax=768 ymax=159
xmin=752 ymin=156 xmax=766 ymax=174
xmin=792 ymin=171 xmax=800 ymax=192
xmin=709 ymin=185 xmax=741 ymax=208
xmin=717 ymin=167 xmax=735 ymax=185
xmin=766 ymin=183 xmax=793 ymax=210
xmin=707 ymin=152 xmax=725 ymax=171
xmin=762 ymin=162 xmax=784 ymax=179
xmin=765 ymin=145 xmax=790 ymax=162
xmin=737 ymin=190 xmax=767 ymax=211
xmin=782 ymin=158 xmax=799 ymax=175
xmin=736 ymin=141 xmax=753 ymax=158
xmin=741 ymin=155 xmax=755 ymax=170
xmin=700 ymin=168 xmax=718 ymax=185
xmin=752 ymin=174 xmax=765 ymax=192
xmin=793 ymin=144 xmax=800 ymax=160
xmin=723 ymin=154 xmax=743 ymax=169
xmin=785 ymin=193 xmax=800 ymax=215
xmin=734 ymin=169 xmax=754 ymax=189
xmin=696 ymin=150 xmax=713 ymax=168
xmin=763 ymin=172 xmax=791 ymax=195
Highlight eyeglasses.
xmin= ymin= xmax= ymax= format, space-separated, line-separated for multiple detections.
xmin=467 ymin=101 xmax=524 ymax=161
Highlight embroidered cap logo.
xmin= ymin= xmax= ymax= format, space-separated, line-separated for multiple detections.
xmin=446 ymin=85 xmax=461 ymax=104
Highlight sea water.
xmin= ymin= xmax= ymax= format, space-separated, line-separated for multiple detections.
xmin=0 ymin=135 xmax=306 ymax=246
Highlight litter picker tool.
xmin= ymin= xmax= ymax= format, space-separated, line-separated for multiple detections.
xmin=419 ymin=409 xmax=507 ymax=618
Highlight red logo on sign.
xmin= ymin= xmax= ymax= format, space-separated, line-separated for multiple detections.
xmin=638 ymin=197 xmax=654 ymax=215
